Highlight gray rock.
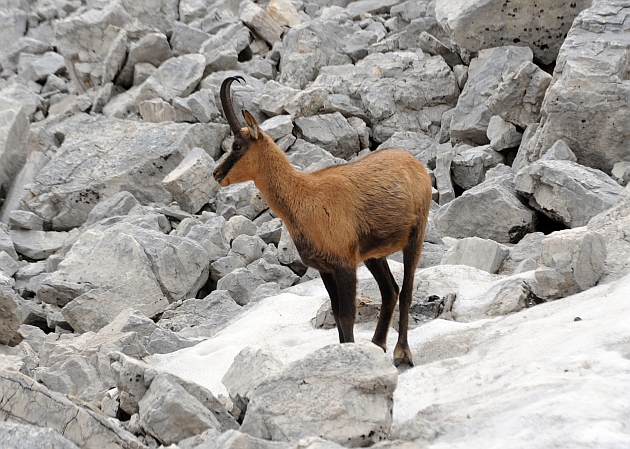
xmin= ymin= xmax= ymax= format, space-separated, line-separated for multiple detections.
xmin=210 ymin=255 xmax=247 ymax=281
xmin=286 ymin=139 xmax=345 ymax=172
xmin=486 ymin=61 xmax=552 ymax=129
xmin=487 ymin=115 xmax=522 ymax=151
xmin=222 ymin=346 xmax=284 ymax=420
xmin=98 ymin=309 xmax=158 ymax=339
xmin=247 ymin=258 xmax=300 ymax=289
xmin=0 ymin=226 xmax=18 ymax=260
xmin=18 ymin=51 xmax=66 ymax=83
xmin=450 ymin=46 xmax=533 ymax=145
xmin=512 ymin=124 xmax=539 ymax=174
xmin=279 ymin=20 xmax=354 ymax=89
xmin=240 ymin=343 xmax=397 ymax=446
xmin=216 ymin=268 xmax=266 ymax=306
xmin=441 ymin=237 xmax=509 ymax=274
xmin=171 ymin=21 xmax=213 ymax=56
xmin=254 ymin=80 xmax=299 ymax=116
xmin=0 ymin=83 xmax=45 ymax=121
xmin=0 ymin=251 xmax=21 ymax=276
xmin=587 ymin=185 xmax=630 ymax=284
xmin=222 ymin=215 xmax=258 ymax=245
xmin=139 ymin=97 xmax=197 ymax=123
xmin=100 ymin=28 xmax=127 ymax=85
xmin=142 ymin=327 xmax=200 ymax=355
xmin=0 ymin=371 xmax=146 ymax=448
xmin=229 ymin=234 xmax=267 ymax=265
xmin=35 ymin=222 xmax=208 ymax=332
xmin=435 ymin=143 xmax=456 ymax=205
xmin=0 ymin=286 xmax=21 ymax=345
xmin=514 ymin=159 xmax=623 ymax=228
xmin=9 ymin=229 xmax=69 ymax=260
xmin=416 ymin=31 xmax=463 ymax=68
xmin=530 ymin=1 xmax=630 ymax=173
xmin=294 ymin=112 xmax=360 ymax=160
xmin=163 ymin=148 xmax=219 ymax=214
xmin=249 ymin=282 xmax=282 ymax=303
xmin=277 ymin=224 xmax=306 ymax=273
xmin=194 ymin=429 xmax=291 ymax=449
xmin=376 ymin=131 xmax=439 ymax=166
xmin=260 ymin=115 xmax=294 ymax=142
xmin=117 ymin=32 xmax=173 ymax=88
xmin=158 ymin=289 xmax=242 ymax=338
xmin=611 ymin=162 xmax=630 ymax=187
xmin=20 ymin=115 xmax=228 ymax=230
xmin=499 ymin=232 xmax=545 ymax=275
xmin=173 ymin=89 xmax=221 ymax=123
xmin=136 ymin=54 xmax=206 ymax=106
xmin=541 ymin=140 xmax=577 ymax=162
xmin=241 ymin=2 xmax=283 ymax=46
xmin=435 ymin=0 xmax=592 ymax=65
xmin=435 ymin=167 xmax=537 ymax=243
xmin=451 ymin=145 xmax=505 ymax=190
xmin=534 ymin=228 xmax=606 ymax=300
xmin=109 ymin=351 xmax=156 ymax=415
xmin=84 ymin=191 xmax=141 ymax=227
xmin=201 ymin=23 xmax=251 ymax=72
xmin=0 ymin=421 xmax=79 ymax=449
xmin=0 ymin=98 xmax=29 ymax=201
xmin=452 ymin=277 xmax=533 ymax=322
xmin=139 ymin=373 xmax=222 ymax=445
xmin=216 ymin=181 xmax=269 ymax=220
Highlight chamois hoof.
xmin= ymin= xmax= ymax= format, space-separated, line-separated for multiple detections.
xmin=393 ymin=345 xmax=414 ymax=367
xmin=394 ymin=357 xmax=414 ymax=368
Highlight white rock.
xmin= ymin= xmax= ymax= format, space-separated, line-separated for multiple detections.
xmin=163 ymin=148 xmax=218 ymax=214
xmin=441 ymin=237 xmax=509 ymax=274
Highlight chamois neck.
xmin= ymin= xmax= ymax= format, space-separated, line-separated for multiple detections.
xmin=251 ymin=138 xmax=308 ymax=225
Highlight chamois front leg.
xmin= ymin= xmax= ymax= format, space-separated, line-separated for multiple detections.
xmin=364 ymin=257 xmax=400 ymax=352
xmin=332 ymin=265 xmax=357 ymax=343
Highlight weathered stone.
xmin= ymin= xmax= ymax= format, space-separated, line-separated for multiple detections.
xmin=247 ymin=258 xmax=300 ymax=289
xmin=450 ymin=46 xmax=533 ymax=145
xmin=142 ymin=327 xmax=200 ymax=354
xmin=0 ymin=226 xmax=18 ymax=260
xmin=240 ymin=343 xmax=397 ymax=446
xmin=109 ymin=351 xmax=155 ymax=415
xmin=195 ymin=429 xmax=291 ymax=449
xmin=530 ymin=1 xmax=630 ymax=173
xmin=216 ymin=268 xmax=266 ymax=306
xmin=267 ymin=0 xmax=301 ymax=28
xmin=441 ymin=237 xmax=509 ymax=274
xmin=487 ymin=115 xmax=522 ymax=151
xmin=451 ymin=144 xmax=504 ymax=190
xmin=222 ymin=346 xmax=284 ymax=420
xmin=9 ymin=229 xmax=69 ymax=260
xmin=435 ymin=0 xmax=592 ymax=65
xmin=117 ymin=32 xmax=173 ymax=88
xmin=486 ymin=61 xmax=552 ymax=128
xmin=136 ymin=54 xmax=206 ymax=106
xmin=417 ymin=31 xmax=462 ymax=68
xmin=287 ymin=139 xmax=345 ymax=172
xmin=435 ymin=143 xmax=455 ymax=205
xmin=173 ymin=89 xmax=221 ymax=123
xmin=163 ymin=148 xmax=218 ymax=214
xmin=84 ymin=191 xmax=141 ymax=227
xmin=499 ymin=232 xmax=545 ymax=275
xmin=99 ymin=309 xmax=158 ymax=339
xmin=260 ymin=115 xmax=294 ymax=142
xmin=171 ymin=21 xmax=212 ymax=56
xmin=215 ymin=181 xmax=268 ymax=220
xmin=280 ymin=20 xmax=354 ymax=88
xmin=20 ymin=115 xmax=228 ymax=230
xmin=158 ymin=289 xmax=242 ymax=338
xmin=139 ymin=97 xmax=197 ymax=123
xmin=534 ymin=228 xmax=606 ymax=299
xmin=0 ymin=251 xmax=21 ymax=277
xmin=587 ymin=185 xmax=630 ymax=284
xmin=139 ymin=373 xmax=222 ymax=445
xmin=0 ymin=98 xmax=29 ymax=200
xmin=436 ymin=166 xmax=537 ymax=243
xmin=294 ymin=112 xmax=360 ymax=160
xmin=201 ymin=23 xmax=251 ymax=72
xmin=0 ymin=285 xmax=21 ymax=345
xmin=541 ymin=139 xmax=577 ymax=163
xmin=0 ymin=421 xmax=79 ymax=449
xmin=277 ymin=224 xmax=305 ymax=273
xmin=611 ymin=162 xmax=630 ymax=187
xmin=221 ymin=215 xmax=258 ymax=245
xmin=514 ymin=159 xmax=623 ymax=228
xmin=0 ymin=83 xmax=44 ymax=121
xmin=18 ymin=51 xmax=66 ymax=83
xmin=229 ymin=234 xmax=267 ymax=265
xmin=241 ymin=2 xmax=283 ymax=46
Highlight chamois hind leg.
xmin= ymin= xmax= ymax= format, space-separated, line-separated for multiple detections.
xmin=395 ymin=225 xmax=424 ymax=367
xmin=365 ymin=257 xmax=400 ymax=352
xmin=332 ymin=265 xmax=357 ymax=343
xmin=320 ymin=271 xmax=344 ymax=342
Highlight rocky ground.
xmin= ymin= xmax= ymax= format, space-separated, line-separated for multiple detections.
xmin=0 ymin=0 xmax=629 ymax=448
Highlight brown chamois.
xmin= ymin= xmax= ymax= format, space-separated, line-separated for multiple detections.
xmin=213 ymin=76 xmax=432 ymax=366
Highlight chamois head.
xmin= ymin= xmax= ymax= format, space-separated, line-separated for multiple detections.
xmin=213 ymin=76 xmax=263 ymax=187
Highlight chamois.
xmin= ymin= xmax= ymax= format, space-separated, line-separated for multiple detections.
xmin=214 ymin=76 xmax=432 ymax=366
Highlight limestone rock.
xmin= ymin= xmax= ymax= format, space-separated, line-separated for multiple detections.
xmin=163 ymin=148 xmax=218 ymax=214
xmin=136 ymin=54 xmax=206 ymax=106
xmin=0 ymin=285 xmax=21 ymax=345
xmin=0 ymin=98 xmax=29 ymax=199
xmin=0 ymin=421 xmax=79 ymax=449
xmin=514 ymin=159 xmax=623 ymax=228
xmin=451 ymin=145 xmax=504 ymax=190
xmin=450 ymin=46 xmax=533 ymax=145
xmin=240 ymin=343 xmax=398 ymax=446
xmin=216 ymin=181 xmax=268 ymax=220
xmin=441 ymin=237 xmax=509 ymax=274
xmin=435 ymin=0 xmax=592 ymax=65
xmin=216 ymin=268 xmax=266 ymax=306
xmin=487 ymin=115 xmax=522 ymax=151
xmin=9 ymin=229 xmax=69 ymax=260
xmin=294 ymin=112 xmax=360 ymax=160
xmin=241 ymin=2 xmax=283 ymax=46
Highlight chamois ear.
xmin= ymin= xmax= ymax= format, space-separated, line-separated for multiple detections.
xmin=242 ymin=110 xmax=260 ymax=140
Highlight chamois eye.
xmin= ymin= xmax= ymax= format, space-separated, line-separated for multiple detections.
xmin=233 ymin=143 xmax=242 ymax=152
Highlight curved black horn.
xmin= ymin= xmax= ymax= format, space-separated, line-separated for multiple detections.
xmin=220 ymin=76 xmax=245 ymax=135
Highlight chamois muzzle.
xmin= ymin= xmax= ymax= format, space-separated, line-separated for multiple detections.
xmin=220 ymin=75 xmax=245 ymax=135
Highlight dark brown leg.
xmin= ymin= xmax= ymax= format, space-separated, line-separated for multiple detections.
xmin=395 ymin=225 xmax=424 ymax=367
xmin=365 ymin=257 xmax=400 ymax=352
xmin=320 ymin=271 xmax=344 ymax=342
xmin=332 ymin=265 xmax=357 ymax=343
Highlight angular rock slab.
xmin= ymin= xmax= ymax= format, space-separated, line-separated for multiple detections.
xmin=514 ymin=159 xmax=623 ymax=228
xmin=435 ymin=168 xmax=537 ymax=243
xmin=435 ymin=0 xmax=592 ymax=65
xmin=441 ymin=237 xmax=509 ymax=274
xmin=0 ymin=285 xmax=21 ymax=345
xmin=37 ymin=222 xmax=209 ymax=333
xmin=0 ymin=97 xmax=29 ymax=196
xmin=0 ymin=370 xmax=146 ymax=449
xmin=531 ymin=0 xmax=630 ymax=173
xmin=20 ymin=114 xmax=228 ymax=230
xmin=0 ymin=421 xmax=79 ymax=449
xmin=241 ymin=343 xmax=398 ymax=447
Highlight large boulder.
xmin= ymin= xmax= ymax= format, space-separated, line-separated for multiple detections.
xmin=19 ymin=114 xmax=228 ymax=230
xmin=514 ymin=159 xmax=623 ymax=228
xmin=449 ymin=46 xmax=533 ymax=145
xmin=0 ymin=98 xmax=29 ymax=199
xmin=240 ymin=343 xmax=398 ymax=446
xmin=435 ymin=0 xmax=592 ymax=65
xmin=0 ymin=285 xmax=21 ymax=345
xmin=0 ymin=421 xmax=79 ymax=449
xmin=529 ymin=0 xmax=630 ymax=173
xmin=36 ymin=222 xmax=209 ymax=333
